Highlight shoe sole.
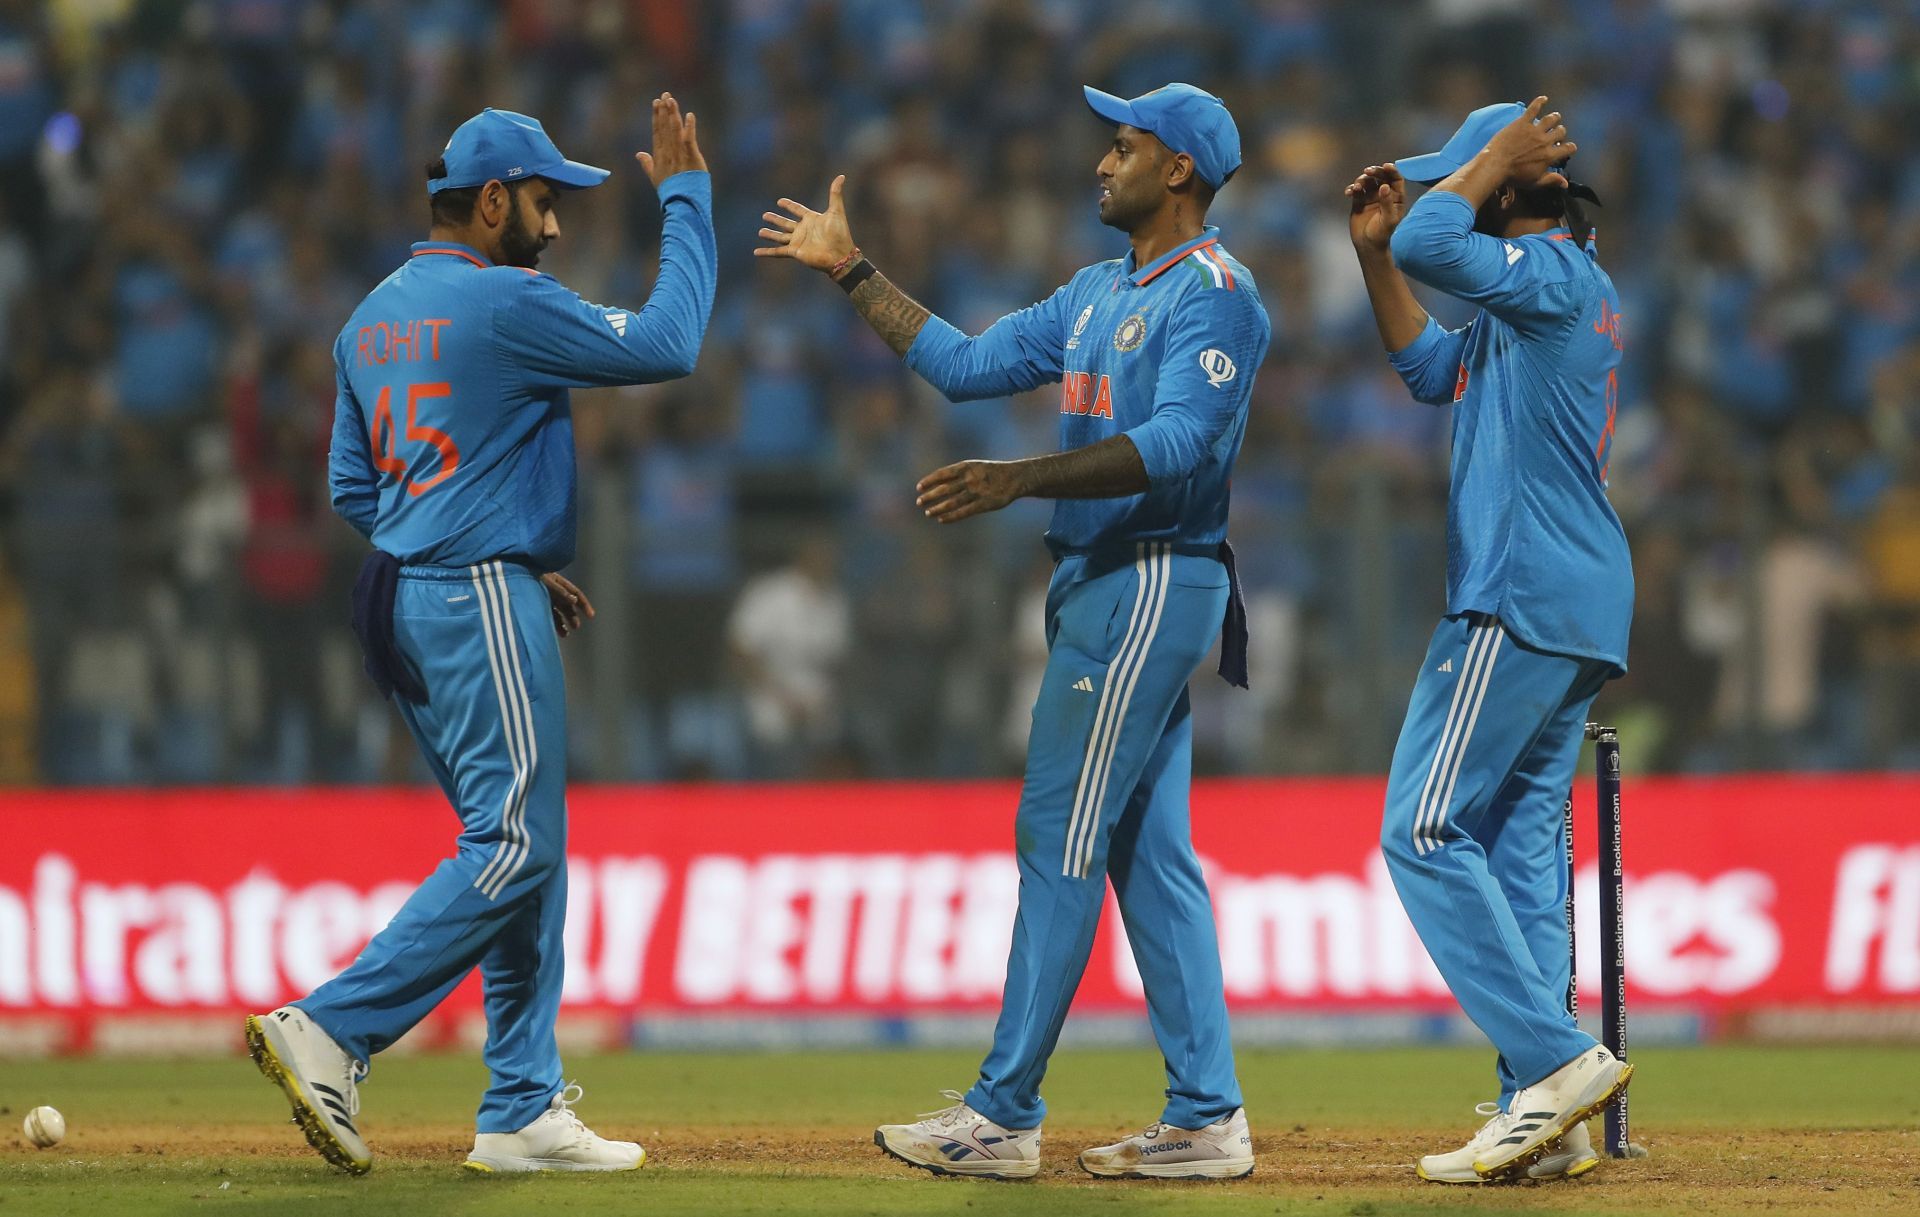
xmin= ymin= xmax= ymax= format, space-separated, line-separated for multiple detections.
xmin=1081 ymin=1157 xmax=1254 ymax=1180
xmin=872 ymin=1130 xmax=1038 ymax=1180
xmin=244 ymin=1014 xmax=372 ymax=1176
xmin=463 ymin=1147 xmax=646 ymax=1174
xmin=1418 ymin=1153 xmax=1600 ymax=1186
xmin=1473 ymin=1063 xmax=1634 ymax=1182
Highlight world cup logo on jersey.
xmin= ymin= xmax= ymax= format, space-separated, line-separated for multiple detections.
xmin=1066 ymin=304 xmax=1094 ymax=350
xmin=1113 ymin=313 xmax=1147 ymax=353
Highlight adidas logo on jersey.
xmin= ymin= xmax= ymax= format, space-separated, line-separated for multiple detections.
xmin=1072 ymin=677 xmax=1095 ymax=693
xmin=1436 ymin=658 xmax=1454 ymax=673
xmin=605 ymin=310 xmax=629 ymax=336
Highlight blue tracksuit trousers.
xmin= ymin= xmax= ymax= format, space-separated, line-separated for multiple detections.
xmin=299 ymin=560 xmax=567 ymax=1133
xmin=965 ymin=543 xmax=1243 ymax=1131
xmin=1381 ymin=613 xmax=1614 ymax=1104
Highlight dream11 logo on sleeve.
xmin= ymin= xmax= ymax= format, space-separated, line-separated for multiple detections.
xmin=1198 ymin=348 xmax=1235 ymax=387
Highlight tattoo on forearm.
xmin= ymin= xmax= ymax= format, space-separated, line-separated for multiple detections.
xmin=1017 ymin=436 xmax=1149 ymax=500
xmin=848 ymin=270 xmax=931 ymax=356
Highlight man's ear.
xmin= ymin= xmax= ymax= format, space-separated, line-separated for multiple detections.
xmin=478 ymin=180 xmax=509 ymax=228
xmin=1168 ymin=151 xmax=1195 ymax=190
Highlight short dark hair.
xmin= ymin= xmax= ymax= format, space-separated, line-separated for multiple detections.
xmin=1512 ymin=181 xmax=1567 ymax=221
xmin=425 ymin=156 xmax=525 ymax=226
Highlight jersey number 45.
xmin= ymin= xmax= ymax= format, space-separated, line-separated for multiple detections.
xmin=371 ymin=381 xmax=461 ymax=497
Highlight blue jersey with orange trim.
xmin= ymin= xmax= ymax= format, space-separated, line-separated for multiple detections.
xmin=326 ymin=171 xmax=717 ymax=570
xmin=1386 ymin=189 xmax=1632 ymax=671
xmin=906 ymin=225 xmax=1270 ymax=553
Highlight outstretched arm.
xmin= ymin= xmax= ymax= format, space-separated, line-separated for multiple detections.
xmin=914 ymin=436 xmax=1149 ymax=524
xmin=756 ymin=176 xmax=1067 ymax=400
xmin=500 ymin=95 xmax=717 ymax=387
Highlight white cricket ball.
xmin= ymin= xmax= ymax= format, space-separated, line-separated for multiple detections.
xmin=23 ymin=1105 xmax=65 ymax=1148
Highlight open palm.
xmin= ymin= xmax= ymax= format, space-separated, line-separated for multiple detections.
xmin=756 ymin=174 xmax=857 ymax=273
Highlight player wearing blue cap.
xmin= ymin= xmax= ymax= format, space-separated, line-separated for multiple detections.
xmin=243 ymin=97 xmax=716 ymax=1175
xmin=1346 ymin=97 xmax=1633 ymax=1184
xmin=759 ymin=83 xmax=1267 ymax=1181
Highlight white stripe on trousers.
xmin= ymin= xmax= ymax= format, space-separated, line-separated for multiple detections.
xmin=481 ymin=561 xmax=541 ymax=899
xmin=1412 ymin=617 xmax=1505 ymax=856
xmin=470 ymin=562 xmax=537 ymax=900
xmin=1062 ymin=543 xmax=1171 ymax=879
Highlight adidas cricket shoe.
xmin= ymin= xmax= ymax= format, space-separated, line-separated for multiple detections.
xmin=1529 ymin=1120 xmax=1601 ymax=1180
xmin=874 ymin=1091 xmax=1041 ymax=1179
xmin=244 ymin=1006 xmax=371 ymax=1175
xmin=1472 ymin=1046 xmax=1632 ymax=1180
xmin=1417 ymin=1105 xmax=1599 ymax=1183
xmin=1079 ymin=1107 xmax=1254 ymax=1179
xmin=464 ymin=1084 xmax=645 ymax=1173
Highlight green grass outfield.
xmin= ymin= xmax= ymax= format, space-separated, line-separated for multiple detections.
xmin=3 ymin=1045 xmax=1918 ymax=1216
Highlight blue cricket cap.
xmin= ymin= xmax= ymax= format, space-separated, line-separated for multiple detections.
xmin=428 ymin=108 xmax=610 ymax=195
xmin=1396 ymin=101 xmax=1600 ymax=202
xmin=1083 ymin=83 xmax=1241 ymax=189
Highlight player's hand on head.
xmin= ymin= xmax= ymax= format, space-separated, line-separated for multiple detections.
xmin=1346 ymin=162 xmax=1408 ymax=251
xmin=755 ymin=174 xmax=859 ymax=276
xmin=540 ymin=571 xmax=595 ymax=638
xmin=1486 ymin=96 xmax=1575 ymax=190
xmin=634 ymin=92 xmax=705 ymax=187
xmin=915 ymin=459 xmax=1026 ymax=524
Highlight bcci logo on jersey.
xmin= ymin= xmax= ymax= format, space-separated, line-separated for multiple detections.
xmin=1113 ymin=312 xmax=1147 ymax=353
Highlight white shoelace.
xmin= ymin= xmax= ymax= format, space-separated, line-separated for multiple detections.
xmin=1465 ymin=1101 xmax=1515 ymax=1152
xmin=341 ymin=1057 xmax=367 ymax=1118
xmin=915 ymin=1090 xmax=975 ymax=1131
xmin=548 ymin=1081 xmax=595 ymax=1147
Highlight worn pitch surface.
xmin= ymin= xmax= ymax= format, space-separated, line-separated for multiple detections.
xmin=3 ymin=1045 xmax=1916 ymax=1215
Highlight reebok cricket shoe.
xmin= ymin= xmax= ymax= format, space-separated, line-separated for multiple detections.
xmin=464 ymin=1084 xmax=645 ymax=1173
xmin=245 ymin=1006 xmax=371 ymax=1175
xmin=874 ymin=1091 xmax=1041 ymax=1179
xmin=1417 ymin=1106 xmax=1599 ymax=1183
xmin=1079 ymin=1107 xmax=1254 ymax=1179
xmin=1472 ymin=1046 xmax=1632 ymax=1181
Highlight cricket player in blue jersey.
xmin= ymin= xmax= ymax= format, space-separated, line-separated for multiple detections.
xmin=243 ymin=97 xmax=716 ymax=1175
xmin=759 ymin=84 xmax=1268 ymax=1181
xmin=1347 ymin=98 xmax=1634 ymax=1183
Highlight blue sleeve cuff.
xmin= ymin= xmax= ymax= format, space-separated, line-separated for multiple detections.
xmin=904 ymin=314 xmax=966 ymax=379
xmin=1122 ymin=420 xmax=1181 ymax=486
xmin=1387 ymin=315 xmax=1446 ymax=371
xmin=656 ymin=170 xmax=712 ymax=210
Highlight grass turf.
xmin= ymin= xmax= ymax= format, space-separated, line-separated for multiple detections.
xmin=3 ymin=1044 xmax=1918 ymax=1215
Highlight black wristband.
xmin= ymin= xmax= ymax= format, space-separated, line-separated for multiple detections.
xmin=837 ymin=258 xmax=877 ymax=294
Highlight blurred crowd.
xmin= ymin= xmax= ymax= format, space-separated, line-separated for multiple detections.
xmin=1 ymin=0 xmax=1917 ymax=785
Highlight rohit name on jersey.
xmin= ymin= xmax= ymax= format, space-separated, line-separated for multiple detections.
xmin=1060 ymin=371 xmax=1114 ymax=418
xmin=355 ymin=318 xmax=452 ymax=366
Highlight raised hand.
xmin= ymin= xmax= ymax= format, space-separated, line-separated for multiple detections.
xmin=1346 ymin=162 xmax=1409 ymax=252
xmin=1484 ymin=96 xmax=1575 ymax=190
xmin=634 ymin=93 xmax=705 ymax=187
xmin=755 ymin=175 xmax=859 ymax=277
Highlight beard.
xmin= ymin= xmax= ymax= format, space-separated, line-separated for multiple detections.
xmin=499 ymin=207 xmax=548 ymax=268
xmin=1098 ymin=183 xmax=1154 ymax=232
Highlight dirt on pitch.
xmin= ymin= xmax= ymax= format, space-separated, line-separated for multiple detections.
xmin=19 ymin=1119 xmax=1916 ymax=1214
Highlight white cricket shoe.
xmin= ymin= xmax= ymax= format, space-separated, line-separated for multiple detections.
xmin=1079 ymin=1107 xmax=1254 ymax=1179
xmin=1473 ymin=1046 xmax=1632 ymax=1181
xmin=1529 ymin=1120 xmax=1602 ymax=1180
xmin=874 ymin=1091 xmax=1041 ymax=1179
xmin=1417 ymin=1106 xmax=1600 ymax=1184
xmin=245 ymin=1006 xmax=372 ymax=1175
xmin=464 ymin=1084 xmax=645 ymax=1173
